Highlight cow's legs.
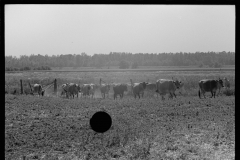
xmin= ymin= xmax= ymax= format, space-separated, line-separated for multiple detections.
xmin=198 ymin=90 xmax=201 ymax=99
xmin=202 ymin=92 xmax=206 ymax=99
xmin=213 ymin=91 xmax=216 ymax=98
xmin=210 ymin=91 xmax=213 ymax=98
xmin=172 ymin=92 xmax=176 ymax=98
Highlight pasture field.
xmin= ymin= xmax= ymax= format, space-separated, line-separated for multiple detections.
xmin=5 ymin=70 xmax=235 ymax=96
xmin=5 ymin=70 xmax=235 ymax=159
xmin=5 ymin=95 xmax=235 ymax=160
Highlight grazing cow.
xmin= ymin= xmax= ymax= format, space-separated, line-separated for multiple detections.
xmin=67 ymin=83 xmax=81 ymax=99
xmin=130 ymin=79 xmax=148 ymax=99
xmin=81 ymin=84 xmax=91 ymax=97
xmin=100 ymin=79 xmax=111 ymax=99
xmin=33 ymin=84 xmax=44 ymax=96
xmin=89 ymin=84 xmax=96 ymax=98
xmin=61 ymin=83 xmax=80 ymax=98
xmin=113 ymin=83 xmax=128 ymax=100
xmin=155 ymin=79 xmax=181 ymax=100
xmin=81 ymin=84 xmax=96 ymax=98
xmin=198 ymin=79 xmax=224 ymax=99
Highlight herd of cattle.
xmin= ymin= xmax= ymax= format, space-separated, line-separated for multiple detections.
xmin=26 ymin=77 xmax=231 ymax=100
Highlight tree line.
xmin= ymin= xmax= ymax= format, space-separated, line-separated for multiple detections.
xmin=5 ymin=51 xmax=235 ymax=70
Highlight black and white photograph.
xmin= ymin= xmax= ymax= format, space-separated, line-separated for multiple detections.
xmin=5 ymin=5 xmax=235 ymax=160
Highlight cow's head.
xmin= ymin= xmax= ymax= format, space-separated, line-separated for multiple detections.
xmin=173 ymin=80 xmax=181 ymax=89
xmin=87 ymin=85 xmax=91 ymax=90
xmin=77 ymin=85 xmax=81 ymax=92
xmin=218 ymin=78 xmax=224 ymax=88
xmin=107 ymin=84 xmax=111 ymax=91
xmin=41 ymin=90 xmax=45 ymax=96
xmin=122 ymin=84 xmax=128 ymax=91
xmin=141 ymin=82 xmax=148 ymax=89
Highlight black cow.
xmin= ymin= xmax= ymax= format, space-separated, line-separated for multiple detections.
xmin=113 ymin=83 xmax=128 ymax=100
xmin=198 ymin=79 xmax=224 ymax=98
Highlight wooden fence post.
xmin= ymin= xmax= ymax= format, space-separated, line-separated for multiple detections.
xmin=20 ymin=79 xmax=23 ymax=94
xmin=54 ymin=79 xmax=57 ymax=95
xmin=28 ymin=82 xmax=32 ymax=93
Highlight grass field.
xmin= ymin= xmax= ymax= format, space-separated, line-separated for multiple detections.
xmin=5 ymin=69 xmax=235 ymax=160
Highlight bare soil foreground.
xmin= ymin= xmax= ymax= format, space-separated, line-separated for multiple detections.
xmin=5 ymin=95 xmax=235 ymax=160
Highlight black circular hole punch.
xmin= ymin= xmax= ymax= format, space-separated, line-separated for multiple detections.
xmin=90 ymin=111 xmax=112 ymax=133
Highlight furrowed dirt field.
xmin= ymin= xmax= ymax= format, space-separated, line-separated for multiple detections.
xmin=5 ymin=95 xmax=235 ymax=160
xmin=5 ymin=70 xmax=235 ymax=160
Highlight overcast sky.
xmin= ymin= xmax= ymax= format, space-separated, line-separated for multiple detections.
xmin=5 ymin=5 xmax=235 ymax=57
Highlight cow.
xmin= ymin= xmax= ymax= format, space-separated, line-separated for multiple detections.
xmin=67 ymin=83 xmax=81 ymax=99
xmin=100 ymin=79 xmax=111 ymax=99
xmin=130 ymin=79 xmax=148 ymax=99
xmin=81 ymin=84 xmax=91 ymax=97
xmin=33 ymin=84 xmax=44 ymax=96
xmin=113 ymin=83 xmax=128 ymax=100
xmin=61 ymin=83 xmax=80 ymax=99
xmin=89 ymin=83 xmax=96 ymax=98
xmin=198 ymin=79 xmax=224 ymax=99
xmin=81 ymin=84 xmax=96 ymax=98
xmin=155 ymin=79 xmax=181 ymax=100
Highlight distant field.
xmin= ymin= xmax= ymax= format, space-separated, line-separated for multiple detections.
xmin=5 ymin=65 xmax=235 ymax=73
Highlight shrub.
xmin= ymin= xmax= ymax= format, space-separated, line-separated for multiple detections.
xmin=23 ymin=66 xmax=31 ymax=70
xmin=198 ymin=63 xmax=204 ymax=68
xmin=119 ymin=60 xmax=129 ymax=69
xmin=208 ymin=63 xmax=214 ymax=68
xmin=214 ymin=62 xmax=222 ymax=68
xmin=223 ymin=88 xmax=235 ymax=96
xmin=131 ymin=62 xmax=139 ymax=69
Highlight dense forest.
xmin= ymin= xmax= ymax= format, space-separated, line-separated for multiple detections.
xmin=5 ymin=51 xmax=235 ymax=71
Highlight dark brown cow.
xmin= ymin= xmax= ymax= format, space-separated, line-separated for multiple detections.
xmin=100 ymin=84 xmax=111 ymax=98
xmin=100 ymin=79 xmax=111 ymax=98
xmin=113 ymin=83 xmax=128 ymax=100
xmin=81 ymin=84 xmax=96 ymax=98
xmin=68 ymin=83 xmax=81 ymax=99
xmin=61 ymin=83 xmax=80 ymax=99
xmin=155 ymin=79 xmax=181 ymax=100
xmin=199 ymin=79 xmax=224 ymax=98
